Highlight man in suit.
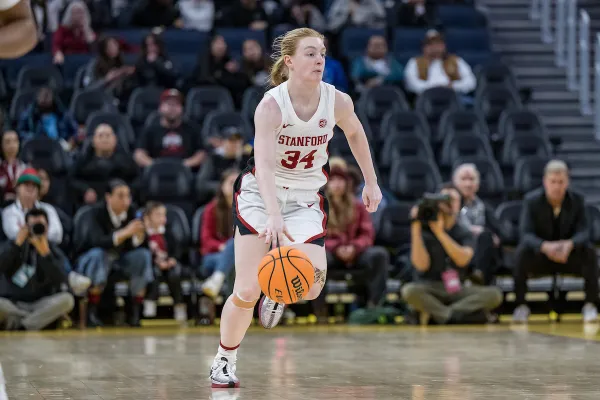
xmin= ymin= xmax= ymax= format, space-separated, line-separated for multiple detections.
xmin=75 ymin=179 xmax=154 ymax=327
xmin=513 ymin=160 xmax=598 ymax=323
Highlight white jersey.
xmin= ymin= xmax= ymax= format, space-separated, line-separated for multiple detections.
xmin=0 ymin=0 xmax=19 ymax=10
xmin=265 ymin=80 xmax=336 ymax=191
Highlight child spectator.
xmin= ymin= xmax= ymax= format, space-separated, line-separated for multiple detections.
xmin=0 ymin=130 xmax=27 ymax=204
xmin=143 ymin=201 xmax=187 ymax=323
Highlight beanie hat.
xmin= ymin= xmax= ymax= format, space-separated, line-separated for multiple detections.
xmin=16 ymin=168 xmax=41 ymax=187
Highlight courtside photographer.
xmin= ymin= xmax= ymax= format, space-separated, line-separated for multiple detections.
xmin=401 ymin=184 xmax=502 ymax=325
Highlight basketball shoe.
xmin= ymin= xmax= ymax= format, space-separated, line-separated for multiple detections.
xmin=258 ymin=296 xmax=285 ymax=329
xmin=210 ymin=357 xmax=240 ymax=388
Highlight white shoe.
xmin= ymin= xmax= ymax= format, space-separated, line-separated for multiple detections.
xmin=512 ymin=304 xmax=530 ymax=323
xmin=174 ymin=304 xmax=187 ymax=322
xmin=68 ymin=272 xmax=91 ymax=295
xmin=583 ymin=303 xmax=598 ymax=323
xmin=258 ymin=296 xmax=285 ymax=329
xmin=143 ymin=300 xmax=157 ymax=318
xmin=210 ymin=356 xmax=240 ymax=388
xmin=203 ymin=272 xmax=226 ymax=298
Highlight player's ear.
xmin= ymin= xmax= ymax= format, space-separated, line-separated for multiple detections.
xmin=283 ymin=54 xmax=293 ymax=69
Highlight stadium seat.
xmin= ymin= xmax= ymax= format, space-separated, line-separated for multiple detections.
xmin=476 ymin=63 xmax=517 ymax=91
xmin=376 ymin=202 xmax=413 ymax=248
xmin=513 ymin=156 xmax=550 ymax=194
xmin=72 ymin=205 xmax=95 ymax=255
xmin=501 ymin=135 xmax=552 ymax=168
xmin=215 ymin=29 xmax=267 ymax=58
xmin=437 ymin=109 xmax=489 ymax=143
xmin=185 ymin=86 xmax=235 ymax=125
xmin=452 ymin=156 xmax=505 ymax=201
xmin=439 ymin=133 xmax=494 ymax=168
xmin=16 ymin=65 xmax=63 ymax=90
xmin=415 ymin=87 xmax=462 ymax=132
xmin=339 ymin=28 xmax=386 ymax=60
xmin=20 ymin=137 xmax=69 ymax=175
xmin=379 ymin=110 xmax=431 ymax=143
xmin=164 ymin=204 xmax=191 ymax=261
xmin=103 ymin=29 xmax=149 ymax=47
xmin=460 ymin=51 xmax=495 ymax=69
xmin=2 ymin=53 xmax=52 ymax=90
xmin=69 ymin=89 xmax=118 ymax=125
xmin=388 ymin=158 xmax=442 ymax=200
xmin=379 ymin=134 xmax=434 ymax=170
xmin=127 ymin=86 xmax=163 ymax=129
xmin=140 ymin=159 xmax=194 ymax=216
xmin=194 ymin=159 xmax=221 ymax=206
xmin=85 ymin=111 xmax=135 ymax=151
xmin=201 ymin=111 xmax=252 ymax=144
xmin=63 ymin=54 xmax=95 ymax=88
xmin=393 ymin=28 xmax=428 ymax=57
xmin=0 ymin=72 xmax=8 ymax=101
xmin=357 ymin=86 xmax=408 ymax=140
xmin=55 ymin=208 xmax=73 ymax=256
xmin=241 ymin=86 xmax=265 ymax=126
xmin=445 ymin=28 xmax=491 ymax=53
xmin=9 ymin=89 xmax=37 ymax=123
xmin=587 ymin=205 xmax=600 ymax=245
xmin=171 ymin=53 xmax=199 ymax=79
xmin=494 ymin=200 xmax=522 ymax=245
xmin=437 ymin=5 xmax=487 ymax=28
xmin=190 ymin=205 xmax=206 ymax=268
xmin=475 ymin=86 xmax=522 ymax=133
xmin=161 ymin=29 xmax=209 ymax=54
xmin=498 ymin=109 xmax=546 ymax=140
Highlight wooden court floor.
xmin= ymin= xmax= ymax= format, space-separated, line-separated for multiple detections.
xmin=1 ymin=323 xmax=600 ymax=400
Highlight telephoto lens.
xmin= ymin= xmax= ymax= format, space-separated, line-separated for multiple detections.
xmin=30 ymin=223 xmax=46 ymax=236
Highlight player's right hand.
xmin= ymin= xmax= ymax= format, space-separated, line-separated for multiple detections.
xmin=259 ymin=215 xmax=294 ymax=249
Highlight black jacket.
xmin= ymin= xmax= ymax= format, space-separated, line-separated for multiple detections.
xmin=0 ymin=240 xmax=66 ymax=302
xmin=519 ymin=187 xmax=589 ymax=250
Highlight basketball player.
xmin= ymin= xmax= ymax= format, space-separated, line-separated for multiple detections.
xmin=210 ymin=28 xmax=382 ymax=388
xmin=0 ymin=0 xmax=37 ymax=58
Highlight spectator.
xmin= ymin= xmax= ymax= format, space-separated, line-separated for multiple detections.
xmin=178 ymin=0 xmax=215 ymax=31
xmin=404 ymin=30 xmax=476 ymax=96
xmin=351 ymin=35 xmax=403 ymax=93
xmin=134 ymin=89 xmax=205 ymax=170
xmin=513 ymin=160 xmax=599 ymax=323
xmin=143 ymin=201 xmax=187 ymax=323
xmin=322 ymin=38 xmax=349 ymax=93
xmin=35 ymin=167 xmax=62 ymax=211
xmin=328 ymin=0 xmax=386 ymax=33
xmin=75 ymin=179 xmax=154 ymax=327
xmin=130 ymin=0 xmax=183 ymax=28
xmin=395 ymin=0 xmax=433 ymax=27
xmin=132 ymin=33 xmax=178 ymax=89
xmin=221 ymin=0 xmax=268 ymax=30
xmin=83 ymin=36 xmax=136 ymax=97
xmin=0 ymin=130 xmax=27 ymax=204
xmin=401 ymin=184 xmax=502 ymax=325
xmin=17 ymin=87 xmax=78 ymax=151
xmin=52 ymin=0 xmax=96 ymax=64
xmin=209 ymin=127 xmax=251 ymax=171
xmin=324 ymin=165 xmax=389 ymax=309
xmin=453 ymin=163 xmax=510 ymax=285
xmin=0 ymin=208 xmax=74 ymax=331
xmin=280 ymin=0 xmax=326 ymax=31
xmin=70 ymin=123 xmax=139 ymax=206
xmin=241 ymin=39 xmax=272 ymax=87
xmin=199 ymin=169 xmax=238 ymax=298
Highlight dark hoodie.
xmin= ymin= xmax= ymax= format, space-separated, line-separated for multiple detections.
xmin=17 ymin=97 xmax=77 ymax=142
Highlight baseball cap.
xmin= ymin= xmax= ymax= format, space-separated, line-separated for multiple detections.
xmin=160 ymin=88 xmax=183 ymax=104
xmin=221 ymin=126 xmax=243 ymax=140
xmin=423 ymin=29 xmax=444 ymax=45
xmin=16 ymin=168 xmax=41 ymax=187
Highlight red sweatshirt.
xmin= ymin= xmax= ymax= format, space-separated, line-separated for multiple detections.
xmin=52 ymin=26 xmax=94 ymax=55
xmin=200 ymin=200 xmax=233 ymax=256
xmin=325 ymin=200 xmax=375 ymax=255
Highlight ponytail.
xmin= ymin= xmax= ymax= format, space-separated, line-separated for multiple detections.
xmin=270 ymin=56 xmax=288 ymax=87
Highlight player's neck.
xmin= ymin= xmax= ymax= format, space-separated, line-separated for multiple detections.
xmin=287 ymin=79 xmax=319 ymax=103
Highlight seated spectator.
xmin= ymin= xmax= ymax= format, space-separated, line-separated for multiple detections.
xmin=75 ymin=179 xmax=154 ymax=327
xmin=0 ymin=130 xmax=27 ymax=205
xmin=404 ymin=30 xmax=476 ymax=96
xmin=322 ymin=38 xmax=349 ymax=93
xmin=132 ymin=33 xmax=178 ymax=89
xmin=351 ymin=35 xmax=403 ymax=93
xmin=134 ymin=89 xmax=205 ymax=170
xmin=130 ymin=0 xmax=183 ymax=28
xmin=220 ymin=0 xmax=268 ymax=30
xmin=279 ymin=0 xmax=326 ymax=31
xmin=70 ymin=123 xmax=139 ymax=206
xmin=207 ymin=127 xmax=251 ymax=172
xmin=453 ymin=163 xmax=510 ymax=285
xmin=83 ymin=36 xmax=136 ymax=98
xmin=52 ymin=0 xmax=96 ymax=64
xmin=199 ymin=169 xmax=238 ymax=298
xmin=17 ymin=87 xmax=78 ymax=151
xmin=35 ymin=167 xmax=61 ymax=210
xmin=328 ymin=0 xmax=386 ymax=33
xmin=0 ymin=208 xmax=74 ymax=331
xmin=513 ymin=160 xmax=599 ymax=323
xmin=178 ymin=0 xmax=215 ymax=31
xmin=401 ymin=184 xmax=502 ymax=325
xmin=395 ymin=0 xmax=433 ymax=27
xmin=323 ymin=165 xmax=389 ymax=311
xmin=241 ymin=39 xmax=272 ymax=87
xmin=143 ymin=201 xmax=187 ymax=323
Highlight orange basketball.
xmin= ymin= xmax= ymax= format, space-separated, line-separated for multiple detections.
xmin=258 ymin=246 xmax=315 ymax=304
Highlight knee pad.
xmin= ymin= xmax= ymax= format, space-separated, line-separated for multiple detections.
xmin=232 ymin=292 xmax=259 ymax=309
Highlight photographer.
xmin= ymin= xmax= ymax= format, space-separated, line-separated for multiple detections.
xmin=401 ymin=184 xmax=502 ymax=324
xmin=0 ymin=208 xmax=74 ymax=331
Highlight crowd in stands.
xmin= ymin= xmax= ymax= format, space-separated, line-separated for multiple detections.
xmin=0 ymin=0 xmax=596 ymax=330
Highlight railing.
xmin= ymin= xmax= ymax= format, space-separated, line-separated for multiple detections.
xmin=579 ymin=10 xmax=591 ymax=115
xmin=555 ymin=0 xmax=566 ymax=66
xmin=595 ymin=34 xmax=600 ymax=139
xmin=541 ymin=0 xmax=553 ymax=43
xmin=567 ymin=0 xmax=578 ymax=90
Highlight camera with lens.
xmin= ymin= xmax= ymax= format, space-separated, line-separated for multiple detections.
xmin=29 ymin=222 xmax=46 ymax=236
xmin=416 ymin=193 xmax=452 ymax=224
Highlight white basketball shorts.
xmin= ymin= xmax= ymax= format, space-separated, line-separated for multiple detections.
xmin=233 ymin=168 xmax=328 ymax=247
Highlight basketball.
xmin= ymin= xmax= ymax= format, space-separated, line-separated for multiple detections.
xmin=258 ymin=246 xmax=315 ymax=304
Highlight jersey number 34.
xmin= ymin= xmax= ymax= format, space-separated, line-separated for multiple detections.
xmin=281 ymin=149 xmax=317 ymax=169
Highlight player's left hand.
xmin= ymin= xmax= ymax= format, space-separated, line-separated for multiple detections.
xmin=362 ymin=182 xmax=382 ymax=213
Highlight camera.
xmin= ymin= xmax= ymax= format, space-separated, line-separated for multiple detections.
xmin=416 ymin=193 xmax=451 ymax=224
xmin=29 ymin=222 xmax=46 ymax=236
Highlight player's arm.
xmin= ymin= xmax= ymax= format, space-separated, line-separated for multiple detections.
xmin=334 ymin=91 xmax=377 ymax=185
xmin=253 ymin=95 xmax=283 ymax=217
xmin=0 ymin=0 xmax=38 ymax=59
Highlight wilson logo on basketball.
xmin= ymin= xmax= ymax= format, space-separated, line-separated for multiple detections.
xmin=291 ymin=275 xmax=304 ymax=300
xmin=319 ymin=119 xmax=327 ymax=128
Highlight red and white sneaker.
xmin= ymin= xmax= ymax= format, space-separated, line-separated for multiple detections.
xmin=210 ymin=357 xmax=240 ymax=388
xmin=258 ymin=296 xmax=285 ymax=329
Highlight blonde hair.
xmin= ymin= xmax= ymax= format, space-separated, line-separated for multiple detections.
xmin=270 ymin=28 xmax=325 ymax=86
xmin=544 ymin=159 xmax=569 ymax=176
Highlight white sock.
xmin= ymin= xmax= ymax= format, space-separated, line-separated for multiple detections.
xmin=217 ymin=343 xmax=239 ymax=363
